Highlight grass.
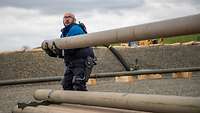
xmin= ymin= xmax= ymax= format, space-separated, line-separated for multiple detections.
xmin=95 ymin=34 xmax=200 ymax=46
xmin=163 ymin=34 xmax=200 ymax=44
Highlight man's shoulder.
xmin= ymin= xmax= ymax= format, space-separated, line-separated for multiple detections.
xmin=68 ymin=24 xmax=85 ymax=36
xmin=70 ymin=24 xmax=82 ymax=31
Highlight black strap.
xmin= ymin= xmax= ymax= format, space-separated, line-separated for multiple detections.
xmin=18 ymin=101 xmax=51 ymax=109
xmin=78 ymin=21 xmax=87 ymax=33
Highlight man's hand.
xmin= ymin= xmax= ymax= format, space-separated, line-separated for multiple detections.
xmin=41 ymin=41 xmax=57 ymax=57
xmin=52 ymin=42 xmax=64 ymax=58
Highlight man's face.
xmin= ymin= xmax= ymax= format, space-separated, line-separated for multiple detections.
xmin=63 ymin=14 xmax=74 ymax=26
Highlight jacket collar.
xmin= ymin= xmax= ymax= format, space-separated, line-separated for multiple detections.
xmin=61 ymin=23 xmax=77 ymax=33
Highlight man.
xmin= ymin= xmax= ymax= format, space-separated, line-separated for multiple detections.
xmin=43 ymin=12 xmax=95 ymax=91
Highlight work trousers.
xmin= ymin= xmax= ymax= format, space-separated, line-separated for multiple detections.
xmin=62 ymin=57 xmax=94 ymax=91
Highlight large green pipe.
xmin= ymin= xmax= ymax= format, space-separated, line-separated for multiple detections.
xmin=0 ymin=67 xmax=200 ymax=86
xmin=33 ymin=89 xmax=200 ymax=113
xmin=12 ymin=103 xmax=142 ymax=113
xmin=42 ymin=14 xmax=200 ymax=49
xmin=12 ymin=105 xmax=73 ymax=113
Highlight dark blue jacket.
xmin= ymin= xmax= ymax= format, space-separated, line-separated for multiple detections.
xmin=61 ymin=23 xmax=94 ymax=62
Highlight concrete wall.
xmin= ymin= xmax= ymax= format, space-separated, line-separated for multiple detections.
xmin=0 ymin=43 xmax=200 ymax=80
xmin=0 ymin=43 xmax=200 ymax=113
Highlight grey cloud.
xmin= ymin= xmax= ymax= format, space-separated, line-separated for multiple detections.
xmin=0 ymin=0 xmax=200 ymax=51
xmin=149 ymin=0 xmax=200 ymax=7
xmin=0 ymin=0 xmax=144 ymax=14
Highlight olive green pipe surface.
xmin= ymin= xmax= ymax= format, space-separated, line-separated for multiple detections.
xmin=12 ymin=104 xmax=142 ymax=113
xmin=12 ymin=105 xmax=73 ymax=113
xmin=42 ymin=14 xmax=200 ymax=49
xmin=33 ymin=89 xmax=200 ymax=113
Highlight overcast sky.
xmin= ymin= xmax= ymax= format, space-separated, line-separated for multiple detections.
xmin=0 ymin=0 xmax=200 ymax=52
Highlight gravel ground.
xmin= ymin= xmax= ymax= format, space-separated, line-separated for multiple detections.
xmin=0 ymin=77 xmax=200 ymax=113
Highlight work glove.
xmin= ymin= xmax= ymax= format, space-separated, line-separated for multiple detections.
xmin=41 ymin=41 xmax=57 ymax=57
xmin=52 ymin=42 xmax=64 ymax=58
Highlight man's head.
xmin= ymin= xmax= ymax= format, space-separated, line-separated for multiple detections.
xmin=63 ymin=12 xmax=76 ymax=26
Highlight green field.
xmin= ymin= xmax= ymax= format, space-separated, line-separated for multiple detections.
xmin=99 ymin=34 xmax=200 ymax=46
xmin=163 ymin=34 xmax=200 ymax=44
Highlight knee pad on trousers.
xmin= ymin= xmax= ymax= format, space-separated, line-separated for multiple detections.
xmin=72 ymin=76 xmax=87 ymax=91
xmin=73 ymin=84 xmax=87 ymax=91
